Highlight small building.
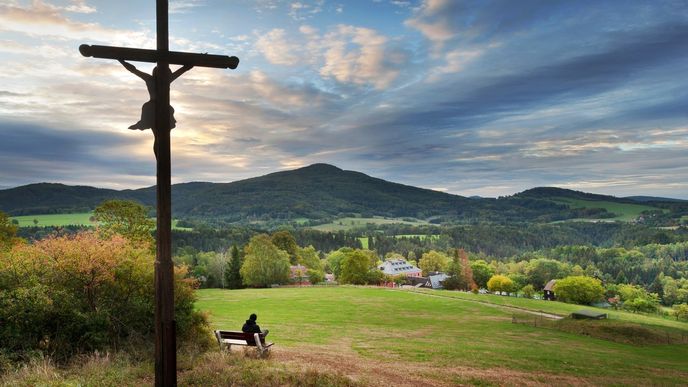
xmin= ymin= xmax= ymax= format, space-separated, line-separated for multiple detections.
xmin=289 ymin=264 xmax=310 ymax=285
xmin=407 ymin=276 xmax=430 ymax=287
xmin=543 ymin=279 xmax=557 ymax=301
xmin=571 ymin=310 xmax=607 ymax=320
xmin=428 ymin=273 xmax=449 ymax=289
xmin=378 ymin=258 xmax=422 ymax=277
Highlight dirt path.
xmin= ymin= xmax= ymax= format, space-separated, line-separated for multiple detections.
xmin=398 ymin=289 xmax=565 ymax=320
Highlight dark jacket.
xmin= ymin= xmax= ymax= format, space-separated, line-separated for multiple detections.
xmin=242 ymin=319 xmax=261 ymax=334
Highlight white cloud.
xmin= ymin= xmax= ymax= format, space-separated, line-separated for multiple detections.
xmin=255 ymin=29 xmax=301 ymax=65
xmin=320 ymin=25 xmax=407 ymax=89
xmin=170 ymin=0 xmax=205 ymax=14
xmin=405 ymin=0 xmax=457 ymax=46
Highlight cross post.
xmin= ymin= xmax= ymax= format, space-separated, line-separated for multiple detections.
xmin=79 ymin=1 xmax=239 ymax=385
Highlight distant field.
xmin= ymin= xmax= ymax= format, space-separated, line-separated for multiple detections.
xmin=11 ymin=212 xmax=94 ymax=227
xmin=358 ymin=234 xmax=440 ymax=249
xmin=11 ymin=212 xmax=191 ymax=230
xmin=197 ymin=287 xmax=688 ymax=385
xmin=553 ymin=198 xmax=662 ymax=222
xmin=311 ymin=216 xmax=429 ymax=232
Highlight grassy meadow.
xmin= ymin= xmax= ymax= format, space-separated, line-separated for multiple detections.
xmin=11 ymin=212 xmax=95 ymax=227
xmin=10 ymin=212 xmax=190 ymax=230
xmin=196 ymin=287 xmax=688 ymax=386
xmin=553 ymin=198 xmax=662 ymax=222
xmin=311 ymin=216 xmax=429 ymax=232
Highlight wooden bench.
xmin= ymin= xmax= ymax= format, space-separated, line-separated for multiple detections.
xmin=214 ymin=330 xmax=273 ymax=357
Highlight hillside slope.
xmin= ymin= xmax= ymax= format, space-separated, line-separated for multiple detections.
xmin=1 ymin=164 xmax=685 ymax=224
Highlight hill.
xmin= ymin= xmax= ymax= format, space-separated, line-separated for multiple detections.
xmin=1 ymin=164 xmax=686 ymax=225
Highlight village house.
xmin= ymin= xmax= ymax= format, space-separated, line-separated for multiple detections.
xmin=290 ymin=264 xmax=310 ymax=286
xmin=378 ymin=258 xmax=422 ymax=277
xmin=543 ymin=279 xmax=557 ymax=300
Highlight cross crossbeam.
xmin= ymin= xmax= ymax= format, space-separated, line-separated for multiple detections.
xmin=79 ymin=44 xmax=239 ymax=69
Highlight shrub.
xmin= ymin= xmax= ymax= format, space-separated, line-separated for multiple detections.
xmin=487 ymin=275 xmax=514 ymax=293
xmin=553 ymin=276 xmax=604 ymax=305
xmin=0 ymin=231 xmax=207 ymax=360
xmin=672 ymin=304 xmax=688 ymax=321
xmin=521 ymin=284 xmax=535 ymax=299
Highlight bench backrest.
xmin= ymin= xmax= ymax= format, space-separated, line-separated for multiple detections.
xmin=215 ymin=330 xmax=263 ymax=345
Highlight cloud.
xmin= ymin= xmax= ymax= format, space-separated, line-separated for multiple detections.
xmin=170 ymin=0 xmax=205 ymax=14
xmin=255 ymin=29 xmax=301 ymax=65
xmin=0 ymin=1 xmax=153 ymax=47
xmin=320 ymin=25 xmax=408 ymax=89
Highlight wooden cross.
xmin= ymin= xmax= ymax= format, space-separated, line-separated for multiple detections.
xmin=79 ymin=1 xmax=238 ymax=385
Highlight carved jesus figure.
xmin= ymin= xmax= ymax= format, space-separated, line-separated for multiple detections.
xmin=119 ymin=60 xmax=193 ymax=130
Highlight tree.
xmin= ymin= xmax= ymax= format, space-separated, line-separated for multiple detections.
xmin=225 ymin=244 xmax=243 ymax=289
xmin=617 ymin=284 xmax=660 ymax=313
xmin=93 ymin=199 xmax=154 ymax=246
xmin=326 ymin=247 xmax=353 ymax=279
xmin=340 ymin=250 xmax=373 ymax=285
xmin=271 ymin=230 xmax=299 ymax=264
xmin=672 ymin=304 xmax=688 ymax=321
xmin=0 ymin=210 xmax=20 ymax=250
xmin=487 ymin=275 xmax=515 ymax=293
xmin=207 ymin=251 xmax=228 ymax=288
xmin=240 ymin=234 xmax=290 ymax=287
xmin=553 ymin=276 xmax=604 ymax=305
xmin=521 ymin=284 xmax=535 ymax=299
xmin=526 ymin=258 xmax=570 ymax=289
xmin=470 ymin=260 xmax=494 ymax=289
xmin=444 ymin=249 xmax=476 ymax=291
xmin=299 ymin=245 xmax=325 ymax=284
xmin=418 ymin=250 xmax=449 ymax=276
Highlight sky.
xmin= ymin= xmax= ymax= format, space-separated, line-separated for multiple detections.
xmin=1 ymin=0 xmax=687 ymax=199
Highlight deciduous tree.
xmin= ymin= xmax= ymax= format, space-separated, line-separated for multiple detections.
xmin=487 ymin=274 xmax=514 ymax=293
xmin=553 ymin=276 xmax=604 ymax=305
xmin=240 ymin=234 xmax=290 ymax=287
xmin=93 ymin=200 xmax=154 ymax=246
xmin=418 ymin=250 xmax=449 ymax=276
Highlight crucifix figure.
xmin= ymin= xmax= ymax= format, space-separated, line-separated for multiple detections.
xmin=119 ymin=60 xmax=192 ymax=130
xmin=79 ymin=1 xmax=238 ymax=385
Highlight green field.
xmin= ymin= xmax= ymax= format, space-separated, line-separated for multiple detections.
xmin=11 ymin=212 xmax=95 ymax=227
xmin=553 ymin=198 xmax=662 ymax=222
xmin=416 ymin=289 xmax=688 ymax=330
xmin=197 ymin=287 xmax=688 ymax=385
xmin=11 ymin=212 xmax=191 ymax=230
xmin=311 ymin=217 xmax=429 ymax=232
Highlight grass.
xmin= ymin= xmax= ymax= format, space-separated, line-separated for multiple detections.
xmin=196 ymin=287 xmax=688 ymax=385
xmin=419 ymin=289 xmax=688 ymax=330
xmin=3 ymin=287 xmax=687 ymax=385
xmin=311 ymin=216 xmax=429 ymax=232
xmin=11 ymin=212 xmax=95 ymax=227
xmin=11 ymin=212 xmax=191 ymax=230
xmin=552 ymin=198 xmax=662 ymax=222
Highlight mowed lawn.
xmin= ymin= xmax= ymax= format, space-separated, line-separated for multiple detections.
xmin=196 ymin=287 xmax=688 ymax=386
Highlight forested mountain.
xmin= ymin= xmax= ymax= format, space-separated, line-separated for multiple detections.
xmin=1 ymin=164 xmax=686 ymax=224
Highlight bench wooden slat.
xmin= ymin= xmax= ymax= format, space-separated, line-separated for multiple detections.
xmin=214 ymin=330 xmax=273 ymax=357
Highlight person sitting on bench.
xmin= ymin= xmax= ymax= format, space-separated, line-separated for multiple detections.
xmin=242 ymin=313 xmax=269 ymax=337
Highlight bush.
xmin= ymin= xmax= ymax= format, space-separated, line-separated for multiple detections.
xmin=672 ymin=304 xmax=688 ymax=321
xmin=487 ymin=275 xmax=514 ymax=293
xmin=553 ymin=276 xmax=604 ymax=305
xmin=521 ymin=284 xmax=535 ymax=299
xmin=0 ymin=231 xmax=208 ymax=360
